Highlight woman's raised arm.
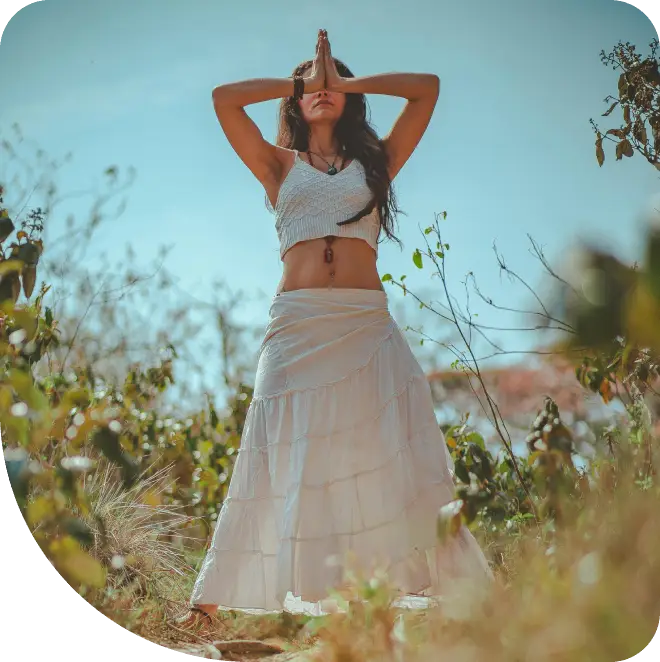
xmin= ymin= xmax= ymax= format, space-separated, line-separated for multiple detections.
xmin=211 ymin=31 xmax=326 ymax=187
xmin=322 ymin=34 xmax=439 ymax=181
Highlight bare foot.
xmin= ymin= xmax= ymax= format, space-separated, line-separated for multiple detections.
xmin=174 ymin=604 xmax=218 ymax=630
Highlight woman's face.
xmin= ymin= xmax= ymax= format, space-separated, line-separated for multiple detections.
xmin=297 ymin=67 xmax=346 ymax=126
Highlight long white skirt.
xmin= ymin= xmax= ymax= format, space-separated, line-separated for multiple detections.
xmin=191 ymin=287 xmax=492 ymax=614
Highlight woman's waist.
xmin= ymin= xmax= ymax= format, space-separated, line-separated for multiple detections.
xmin=281 ymin=235 xmax=378 ymax=261
xmin=276 ymin=271 xmax=384 ymax=296
xmin=263 ymin=288 xmax=392 ymax=354
xmin=280 ymin=240 xmax=379 ymax=286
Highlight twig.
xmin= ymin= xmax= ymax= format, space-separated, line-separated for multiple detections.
xmin=416 ymin=218 xmax=540 ymax=523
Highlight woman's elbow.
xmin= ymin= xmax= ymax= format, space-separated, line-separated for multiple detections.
xmin=212 ymin=86 xmax=225 ymax=104
xmin=428 ymin=74 xmax=440 ymax=95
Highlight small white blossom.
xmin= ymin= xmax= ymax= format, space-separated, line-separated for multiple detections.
xmin=108 ymin=420 xmax=122 ymax=434
xmin=111 ymin=555 xmax=126 ymax=570
xmin=61 ymin=456 xmax=95 ymax=473
xmin=11 ymin=402 xmax=28 ymax=417
xmin=577 ymin=552 xmax=601 ymax=586
xmin=8 ymin=329 xmax=27 ymax=345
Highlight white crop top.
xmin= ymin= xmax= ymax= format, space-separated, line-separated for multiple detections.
xmin=271 ymin=150 xmax=381 ymax=260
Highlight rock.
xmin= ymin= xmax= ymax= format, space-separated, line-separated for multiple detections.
xmin=212 ymin=639 xmax=285 ymax=655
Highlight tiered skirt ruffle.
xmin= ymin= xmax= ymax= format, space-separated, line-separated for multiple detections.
xmin=191 ymin=288 xmax=491 ymax=613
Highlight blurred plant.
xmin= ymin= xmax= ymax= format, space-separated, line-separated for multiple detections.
xmin=1 ymin=125 xmax=264 ymax=413
xmin=524 ymin=396 xmax=581 ymax=523
xmin=0 ymin=186 xmax=44 ymax=304
xmin=305 ymin=456 xmax=660 ymax=662
xmin=1 ymin=152 xmax=257 ymax=607
xmin=439 ymin=416 xmax=534 ymax=538
xmin=3 ymin=32 xmax=660 ymax=656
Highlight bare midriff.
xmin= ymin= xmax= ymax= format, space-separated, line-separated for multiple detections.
xmin=269 ymin=149 xmax=384 ymax=295
xmin=276 ymin=236 xmax=384 ymax=295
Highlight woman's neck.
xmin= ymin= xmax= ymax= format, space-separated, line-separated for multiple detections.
xmin=308 ymin=127 xmax=341 ymax=157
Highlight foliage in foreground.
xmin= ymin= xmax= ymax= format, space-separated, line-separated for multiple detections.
xmin=3 ymin=175 xmax=659 ymax=661
xmin=297 ymin=460 xmax=659 ymax=662
xmin=2 ymin=36 xmax=660 ymax=661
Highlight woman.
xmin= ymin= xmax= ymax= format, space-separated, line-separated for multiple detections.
xmin=181 ymin=29 xmax=491 ymax=625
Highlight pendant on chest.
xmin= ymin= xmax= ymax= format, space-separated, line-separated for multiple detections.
xmin=327 ymin=165 xmax=338 ymax=175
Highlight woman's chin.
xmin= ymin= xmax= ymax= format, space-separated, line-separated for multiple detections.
xmin=311 ymin=109 xmax=340 ymax=120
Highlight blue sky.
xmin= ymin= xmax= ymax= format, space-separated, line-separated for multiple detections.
xmin=1 ymin=0 xmax=659 ymax=407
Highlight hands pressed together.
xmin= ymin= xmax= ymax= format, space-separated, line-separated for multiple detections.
xmin=306 ymin=29 xmax=344 ymax=93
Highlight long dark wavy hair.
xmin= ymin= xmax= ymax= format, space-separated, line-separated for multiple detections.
xmin=267 ymin=57 xmax=404 ymax=250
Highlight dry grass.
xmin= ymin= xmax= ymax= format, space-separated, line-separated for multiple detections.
xmin=303 ymin=482 xmax=660 ymax=662
xmin=78 ymin=462 xmax=660 ymax=662
xmin=76 ymin=463 xmax=214 ymax=653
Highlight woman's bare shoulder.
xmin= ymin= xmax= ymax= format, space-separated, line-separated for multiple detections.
xmin=273 ymin=147 xmax=298 ymax=182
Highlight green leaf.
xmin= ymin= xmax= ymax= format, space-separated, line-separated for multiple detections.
xmin=119 ymin=454 xmax=141 ymax=488
xmin=56 ymin=466 xmax=77 ymax=497
xmin=209 ymin=403 xmax=219 ymax=428
xmin=57 ymin=544 xmax=107 ymax=588
xmin=454 ymin=459 xmax=470 ymax=484
xmin=424 ymin=226 xmax=433 ymax=235
xmin=413 ymin=249 xmax=423 ymax=269
xmin=21 ymin=265 xmax=37 ymax=299
xmin=400 ymin=274 xmax=406 ymax=282
xmin=0 ymin=216 xmax=15 ymax=243
xmin=27 ymin=495 xmax=55 ymax=527
xmin=0 ymin=273 xmax=20 ymax=303
xmin=646 ymin=229 xmax=660 ymax=300
xmin=8 ymin=369 xmax=49 ymax=412
xmin=63 ymin=518 xmax=95 ymax=547
xmin=435 ymin=251 xmax=444 ymax=259
xmin=16 ymin=242 xmax=41 ymax=266
xmin=381 ymin=273 xmax=392 ymax=282
xmin=92 ymin=427 xmax=123 ymax=463
xmin=0 ymin=259 xmax=23 ymax=276
xmin=466 ymin=431 xmax=486 ymax=450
